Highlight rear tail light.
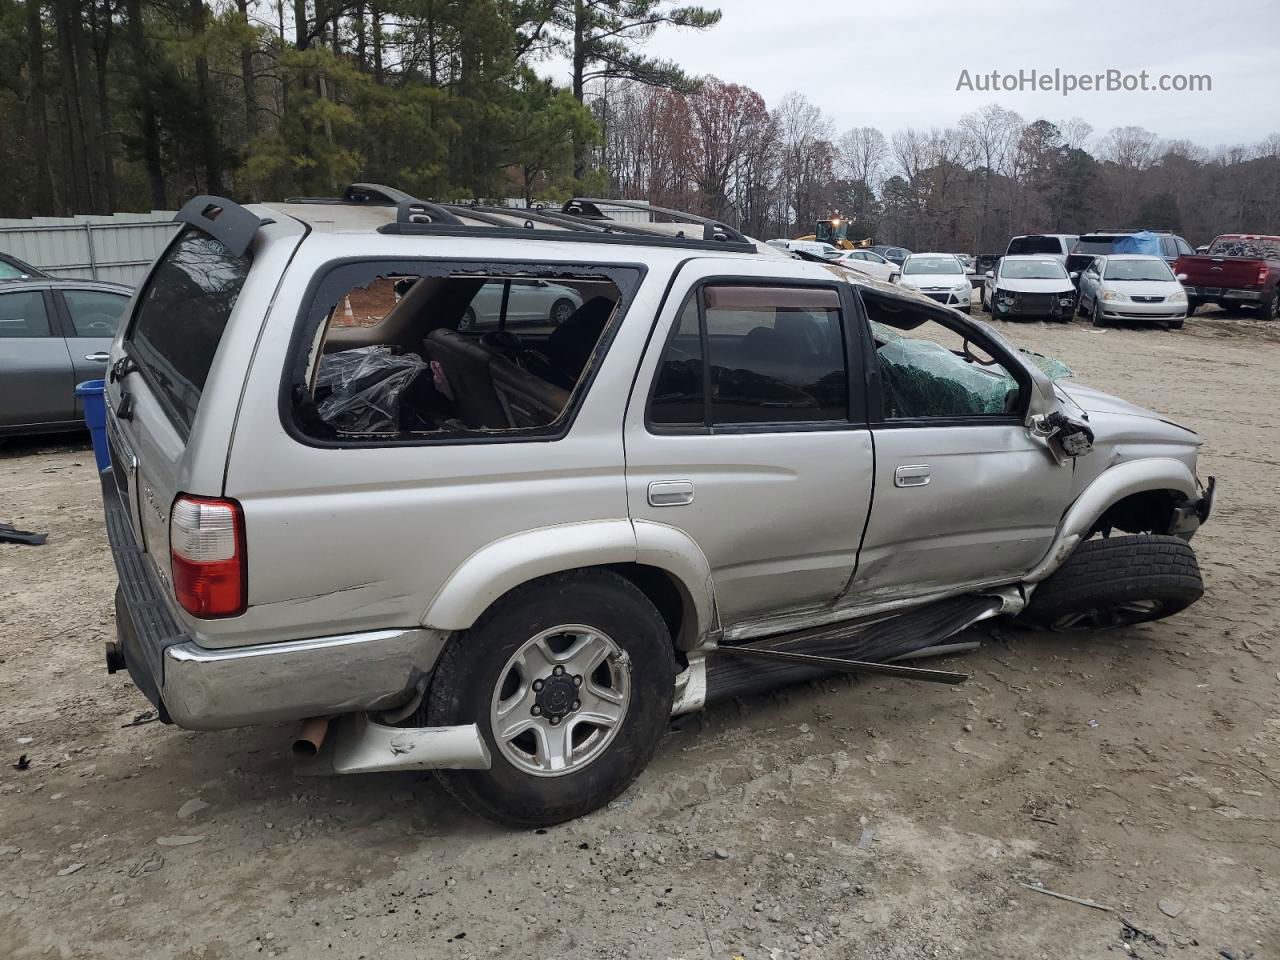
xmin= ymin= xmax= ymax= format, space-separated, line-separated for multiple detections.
xmin=1258 ymin=264 xmax=1269 ymax=286
xmin=170 ymin=495 xmax=246 ymax=617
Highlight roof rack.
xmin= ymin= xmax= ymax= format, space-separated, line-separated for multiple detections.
xmin=370 ymin=189 xmax=756 ymax=253
xmin=562 ymin=198 xmax=751 ymax=245
xmin=1086 ymin=228 xmax=1173 ymax=235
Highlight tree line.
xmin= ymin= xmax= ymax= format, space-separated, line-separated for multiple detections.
xmin=595 ymin=83 xmax=1280 ymax=251
xmin=3 ymin=0 xmax=1277 ymax=254
xmin=0 ymin=0 xmax=719 ymax=217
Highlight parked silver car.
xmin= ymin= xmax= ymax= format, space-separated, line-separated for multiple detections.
xmin=1076 ymin=255 xmax=1189 ymax=329
xmin=0 ymin=278 xmax=132 ymax=436
xmin=94 ymin=187 xmax=1214 ymax=827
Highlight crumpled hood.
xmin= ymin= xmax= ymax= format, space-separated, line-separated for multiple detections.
xmin=1058 ymin=381 xmax=1199 ymax=438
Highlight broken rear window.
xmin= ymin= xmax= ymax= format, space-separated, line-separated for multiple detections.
xmin=289 ymin=262 xmax=634 ymax=443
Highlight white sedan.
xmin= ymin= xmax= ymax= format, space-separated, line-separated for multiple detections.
xmin=1076 ymin=255 xmax=1189 ymax=329
xmin=829 ymin=249 xmax=901 ymax=283
xmin=897 ymin=253 xmax=972 ymax=313
xmin=981 ymin=255 xmax=1078 ymax=322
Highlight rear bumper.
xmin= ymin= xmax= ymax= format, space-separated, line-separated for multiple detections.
xmin=101 ymin=470 xmax=446 ymax=730
xmin=1183 ymin=286 xmax=1262 ymax=302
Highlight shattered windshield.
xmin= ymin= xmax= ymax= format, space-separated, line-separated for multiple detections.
xmin=1002 ymin=259 xmax=1068 ymax=280
xmin=1104 ymin=259 xmax=1175 ymax=281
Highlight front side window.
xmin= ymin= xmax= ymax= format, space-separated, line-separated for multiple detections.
xmin=127 ymin=229 xmax=250 ymax=434
xmin=0 ymin=291 xmax=50 ymax=338
xmin=63 ymin=290 xmax=130 ymax=337
xmin=865 ymin=296 xmax=1022 ymax=420
xmin=649 ymin=284 xmax=848 ymax=427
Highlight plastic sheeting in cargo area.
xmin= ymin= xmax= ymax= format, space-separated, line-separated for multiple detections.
xmin=872 ymin=322 xmax=1073 ymax=419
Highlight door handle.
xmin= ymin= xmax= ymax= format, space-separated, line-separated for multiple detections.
xmin=85 ymin=352 xmax=110 ymax=362
xmin=648 ymin=479 xmax=694 ymax=507
xmin=894 ymin=464 xmax=931 ymax=488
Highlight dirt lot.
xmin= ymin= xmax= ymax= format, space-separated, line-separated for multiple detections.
xmin=2 ymin=313 xmax=1278 ymax=960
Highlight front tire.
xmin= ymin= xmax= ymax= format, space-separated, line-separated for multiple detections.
xmin=1020 ymin=534 xmax=1203 ymax=631
xmin=1091 ymin=298 xmax=1108 ymax=327
xmin=549 ymin=297 xmax=576 ymax=324
xmin=426 ymin=570 xmax=675 ymax=827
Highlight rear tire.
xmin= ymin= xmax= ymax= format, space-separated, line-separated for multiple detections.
xmin=1020 ymin=534 xmax=1203 ymax=631
xmin=549 ymin=297 xmax=576 ymax=324
xmin=427 ymin=570 xmax=675 ymax=827
xmin=1260 ymin=287 xmax=1280 ymax=321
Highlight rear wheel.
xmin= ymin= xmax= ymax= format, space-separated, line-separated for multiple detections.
xmin=426 ymin=570 xmax=675 ymax=827
xmin=1020 ymin=534 xmax=1203 ymax=631
xmin=1260 ymin=287 xmax=1280 ymax=321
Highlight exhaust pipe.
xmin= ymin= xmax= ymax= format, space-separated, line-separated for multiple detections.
xmin=292 ymin=716 xmax=332 ymax=757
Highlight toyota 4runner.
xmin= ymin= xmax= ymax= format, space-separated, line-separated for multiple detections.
xmin=96 ymin=185 xmax=1215 ymax=826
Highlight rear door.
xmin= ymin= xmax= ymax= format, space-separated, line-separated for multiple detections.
xmin=625 ymin=258 xmax=875 ymax=630
xmin=0 ymin=287 xmax=75 ymax=429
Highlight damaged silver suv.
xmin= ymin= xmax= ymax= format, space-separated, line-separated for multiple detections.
xmin=96 ymin=185 xmax=1214 ymax=826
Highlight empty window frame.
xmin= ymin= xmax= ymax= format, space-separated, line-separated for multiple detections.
xmin=285 ymin=259 xmax=642 ymax=445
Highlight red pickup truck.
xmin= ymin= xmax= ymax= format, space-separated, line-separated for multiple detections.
xmin=1175 ymin=234 xmax=1280 ymax=320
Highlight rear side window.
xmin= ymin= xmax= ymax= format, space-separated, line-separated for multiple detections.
xmin=649 ymin=284 xmax=848 ymax=428
xmin=127 ymin=230 xmax=250 ymax=433
xmin=0 ymin=291 xmax=50 ymax=337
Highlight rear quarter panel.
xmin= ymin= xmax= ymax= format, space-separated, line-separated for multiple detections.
xmin=214 ymin=235 xmax=683 ymax=648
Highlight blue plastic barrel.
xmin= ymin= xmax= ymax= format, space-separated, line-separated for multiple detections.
xmin=75 ymin=379 xmax=111 ymax=471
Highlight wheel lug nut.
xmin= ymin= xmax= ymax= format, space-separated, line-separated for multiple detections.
xmin=553 ymin=665 xmax=565 ymax=676
xmin=573 ymin=675 xmax=582 ymax=686
xmin=532 ymin=680 xmax=544 ymax=692
xmin=531 ymin=705 xmax=541 ymax=716
xmin=572 ymin=700 xmax=581 ymax=711
xmin=549 ymin=716 xmax=560 ymax=725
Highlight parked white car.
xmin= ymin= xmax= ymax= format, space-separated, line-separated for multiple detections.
xmin=459 ymin=278 xmax=583 ymax=330
xmin=786 ymin=240 xmax=842 ymax=260
xmin=1076 ymin=255 xmax=1189 ymax=329
xmin=897 ymin=253 xmax=972 ymax=312
xmin=981 ymin=255 xmax=1078 ymax=322
xmin=830 ymin=249 xmax=901 ymax=283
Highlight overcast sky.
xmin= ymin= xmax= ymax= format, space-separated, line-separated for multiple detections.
xmin=540 ymin=0 xmax=1279 ymax=149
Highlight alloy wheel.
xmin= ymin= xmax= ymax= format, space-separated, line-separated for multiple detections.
xmin=1050 ymin=598 xmax=1165 ymax=631
xmin=489 ymin=625 xmax=631 ymax=777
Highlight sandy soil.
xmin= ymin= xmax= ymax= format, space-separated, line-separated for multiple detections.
xmin=2 ymin=311 xmax=1278 ymax=960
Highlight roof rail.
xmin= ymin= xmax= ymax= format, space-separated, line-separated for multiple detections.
xmin=395 ymin=199 xmax=465 ymax=226
xmin=1086 ymin=228 xmax=1173 ymax=235
xmin=343 ymin=182 xmax=419 ymax=205
xmin=562 ymin=198 xmax=751 ymax=245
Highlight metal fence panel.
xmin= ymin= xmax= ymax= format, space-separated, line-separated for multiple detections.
xmin=0 ymin=212 xmax=178 ymax=286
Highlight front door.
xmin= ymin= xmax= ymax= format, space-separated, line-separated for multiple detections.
xmin=0 ymin=288 xmax=74 ymax=429
xmin=846 ymin=293 xmax=1074 ymax=602
xmin=624 ymin=259 xmax=875 ymax=630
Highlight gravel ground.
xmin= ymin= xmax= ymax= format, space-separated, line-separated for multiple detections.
xmin=2 ymin=312 xmax=1278 ymax=960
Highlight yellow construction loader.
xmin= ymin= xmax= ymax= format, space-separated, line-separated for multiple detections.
xmin=794 ymin=217 xmax=872 ymax=250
